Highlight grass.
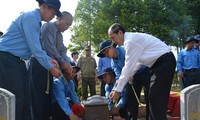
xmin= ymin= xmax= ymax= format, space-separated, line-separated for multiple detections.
xmin=77 ymin=78 xmax=101 ymax=100
xmin=77 ymin=75 xmax=181 ymax=100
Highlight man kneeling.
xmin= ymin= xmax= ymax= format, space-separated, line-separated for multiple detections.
xmin=51 ymin=67 xmax=85 ymax=120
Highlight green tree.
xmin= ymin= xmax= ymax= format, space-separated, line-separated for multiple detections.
xmin=69 ymin=0 xmax=109 ymax=52
xmin=68 ymin=0 xmax=197 ymax=52
xmin=186 ymin=0 xmax=200 ymax=33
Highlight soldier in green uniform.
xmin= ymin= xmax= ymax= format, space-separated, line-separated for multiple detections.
xmin=77 ymin=46 xmax=97 ymax=100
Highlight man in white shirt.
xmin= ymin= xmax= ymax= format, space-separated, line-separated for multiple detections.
xmin=108 ymin=23 xmax=176 ymax=120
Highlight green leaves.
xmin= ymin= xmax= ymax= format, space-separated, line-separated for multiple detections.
xmin=68 ymin=0 xmax=200 ymax=52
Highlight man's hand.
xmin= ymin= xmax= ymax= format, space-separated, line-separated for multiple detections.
xmin=111 ymin=107 xmax=119 ymax=116
xmin=178 ymin=72 xmax=183 ymax=78
xmin=69 ymin=113 xmax=79 ymax=120
xmin=50 ymin=59 xmax=59 ymax=68
xmin=49 ymin=67 xmax=61 ymax=78
xmin=110 ymin=90 xmax=120 ymax=101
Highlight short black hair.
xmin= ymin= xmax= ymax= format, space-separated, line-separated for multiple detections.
xmin=110 ymin=23 xmax=126 ymax=34
xmin=57 ymin=11 xmax=73 ymax=19
xmin=0 ymin=31 xmax=3 ymax=36
xmin=71 ymin=51 xmax=79 ymax=58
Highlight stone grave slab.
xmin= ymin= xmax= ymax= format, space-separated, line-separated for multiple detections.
xmin=0 ymin=88 xmax=15 ymax=120
xmin=181 ymin=84 xmax=200 ymax=120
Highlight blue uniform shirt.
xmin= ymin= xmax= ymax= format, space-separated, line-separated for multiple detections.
xmin=111 ymin=46 xmax=126 ymax=80
xmin=105 ymin=79 xmax=127 ymax=110
xmin=98 ymin=57 xmax=111 ymax=75
xmin=52 ymin=76 xmax=81 ymax=115
xmin=177 ymin=48 xmax=200 ymax=73
xmin=0 ymin=9 xmax=52 ymax=69
xmin=109 ymin=46 xmax=127 ymax=109
xmin=110 ymin=46 xmax=147 ymax=109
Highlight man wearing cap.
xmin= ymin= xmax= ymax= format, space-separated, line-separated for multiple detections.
xmin=177 ymin=36 xmax=200 ymax=89
xmin=29 ymin=11 xmax=74 ymax=120
xmin=98 ymin=57 xmax=111 ymax=96
xmin=0 ymin=0 xmax=62 ymax=120
xmin=97 ymin=40 xmax=150 ymax=120
xmin=77 ymin=46 xmax=97 ymax=100
xmin=194 ymin=34 xmax=200 ymax=51
xmin=97 ymin=68 xmax=128 ymax=119
xmin=51 ymin=66 xmax=82 ymax=120
xmin=108 ymin=23 xmax=176 ymax=120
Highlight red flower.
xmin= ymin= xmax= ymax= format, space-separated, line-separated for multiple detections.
xmin=71 ymin=103 xmax=85 ymax=118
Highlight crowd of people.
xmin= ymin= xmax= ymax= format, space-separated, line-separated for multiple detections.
xmin=1 ymin=0 xmax=200 ymax=120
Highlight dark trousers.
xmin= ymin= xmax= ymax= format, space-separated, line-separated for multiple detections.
xmin=100 ymin=79 xmax=106 ymax=96
xmin=126 ymin=67 xmax=150 ymax=120
xmin=179 ymin=78 xmax=184 ymax=91
xmin=73 ymin=74 xmax=79 ymax=92
xmin=182 ymin=70 xmax=200 ymax=89
xmin=51 ymin=103 xmax=70 ymax=120
xmin=28 ymin=57 xmax=53 ymax=120
xmin=0 ymin=51 xmax=31 ymax=120
xmin=119 ymin=107 xmax=129 ymax=119
xmin=81 ymin=77 xmax=96 ymax=100
xmin=149 ymin=52 xmax=176 ymax=120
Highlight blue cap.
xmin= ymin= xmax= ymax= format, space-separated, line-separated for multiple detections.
xmin=185 ymin=36 xmax=198 ymax=44
xmin=194 ymin=35 xmax=200 ymax=41
xmin=97 ymin=67 xmax=115 ymax=79
xmin=43 ymin=0 xmax=62 ymax=17
xmin=97 ymin=40 xmax=115 ymax=58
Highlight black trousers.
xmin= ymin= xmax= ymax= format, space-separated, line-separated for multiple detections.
xmin=100 ymin=79 xmax=106 ymax=96
xmin=182 ymin=70 xmax=200 ymax=88
xmin=28 ymin=57 xmax=53 ymax=120
xmin=149 ymin=52 xmax=176 ymax=120
xmin=73 ymin=74 xmax=79 ymax=92
xmin=51 ymin=103 xmax=70 ymax=120
xmin=0 ymin=51 xmax=31 ymax=120
xmin=126 ymin=67 xmax=150 ymax=120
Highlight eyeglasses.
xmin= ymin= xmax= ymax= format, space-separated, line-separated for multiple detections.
xmin=102 ymin=48 xmax=110 ymax=56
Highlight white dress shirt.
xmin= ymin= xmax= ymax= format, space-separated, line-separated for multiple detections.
xmin=115 ymin=32 xmax=171 ymax=92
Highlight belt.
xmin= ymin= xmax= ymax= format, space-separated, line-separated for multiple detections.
xmin=0 ymin=51 xmax=23 ymax=61
xmin=183 ymin=68 xmax=199 ymax=73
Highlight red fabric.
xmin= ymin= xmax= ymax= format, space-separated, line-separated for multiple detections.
xmin=71 ymin=104 xmax=85 ymax=118
xmin=167 ymin=93 xmax=177 ymax=112
xmin=167 ymin=93 xmax=180 ymax=117
xmin=171 ymin=99 xmax=180 ymax=117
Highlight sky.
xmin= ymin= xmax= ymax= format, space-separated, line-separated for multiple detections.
xmin=0 ymin=0 xmax=78 ymax=46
